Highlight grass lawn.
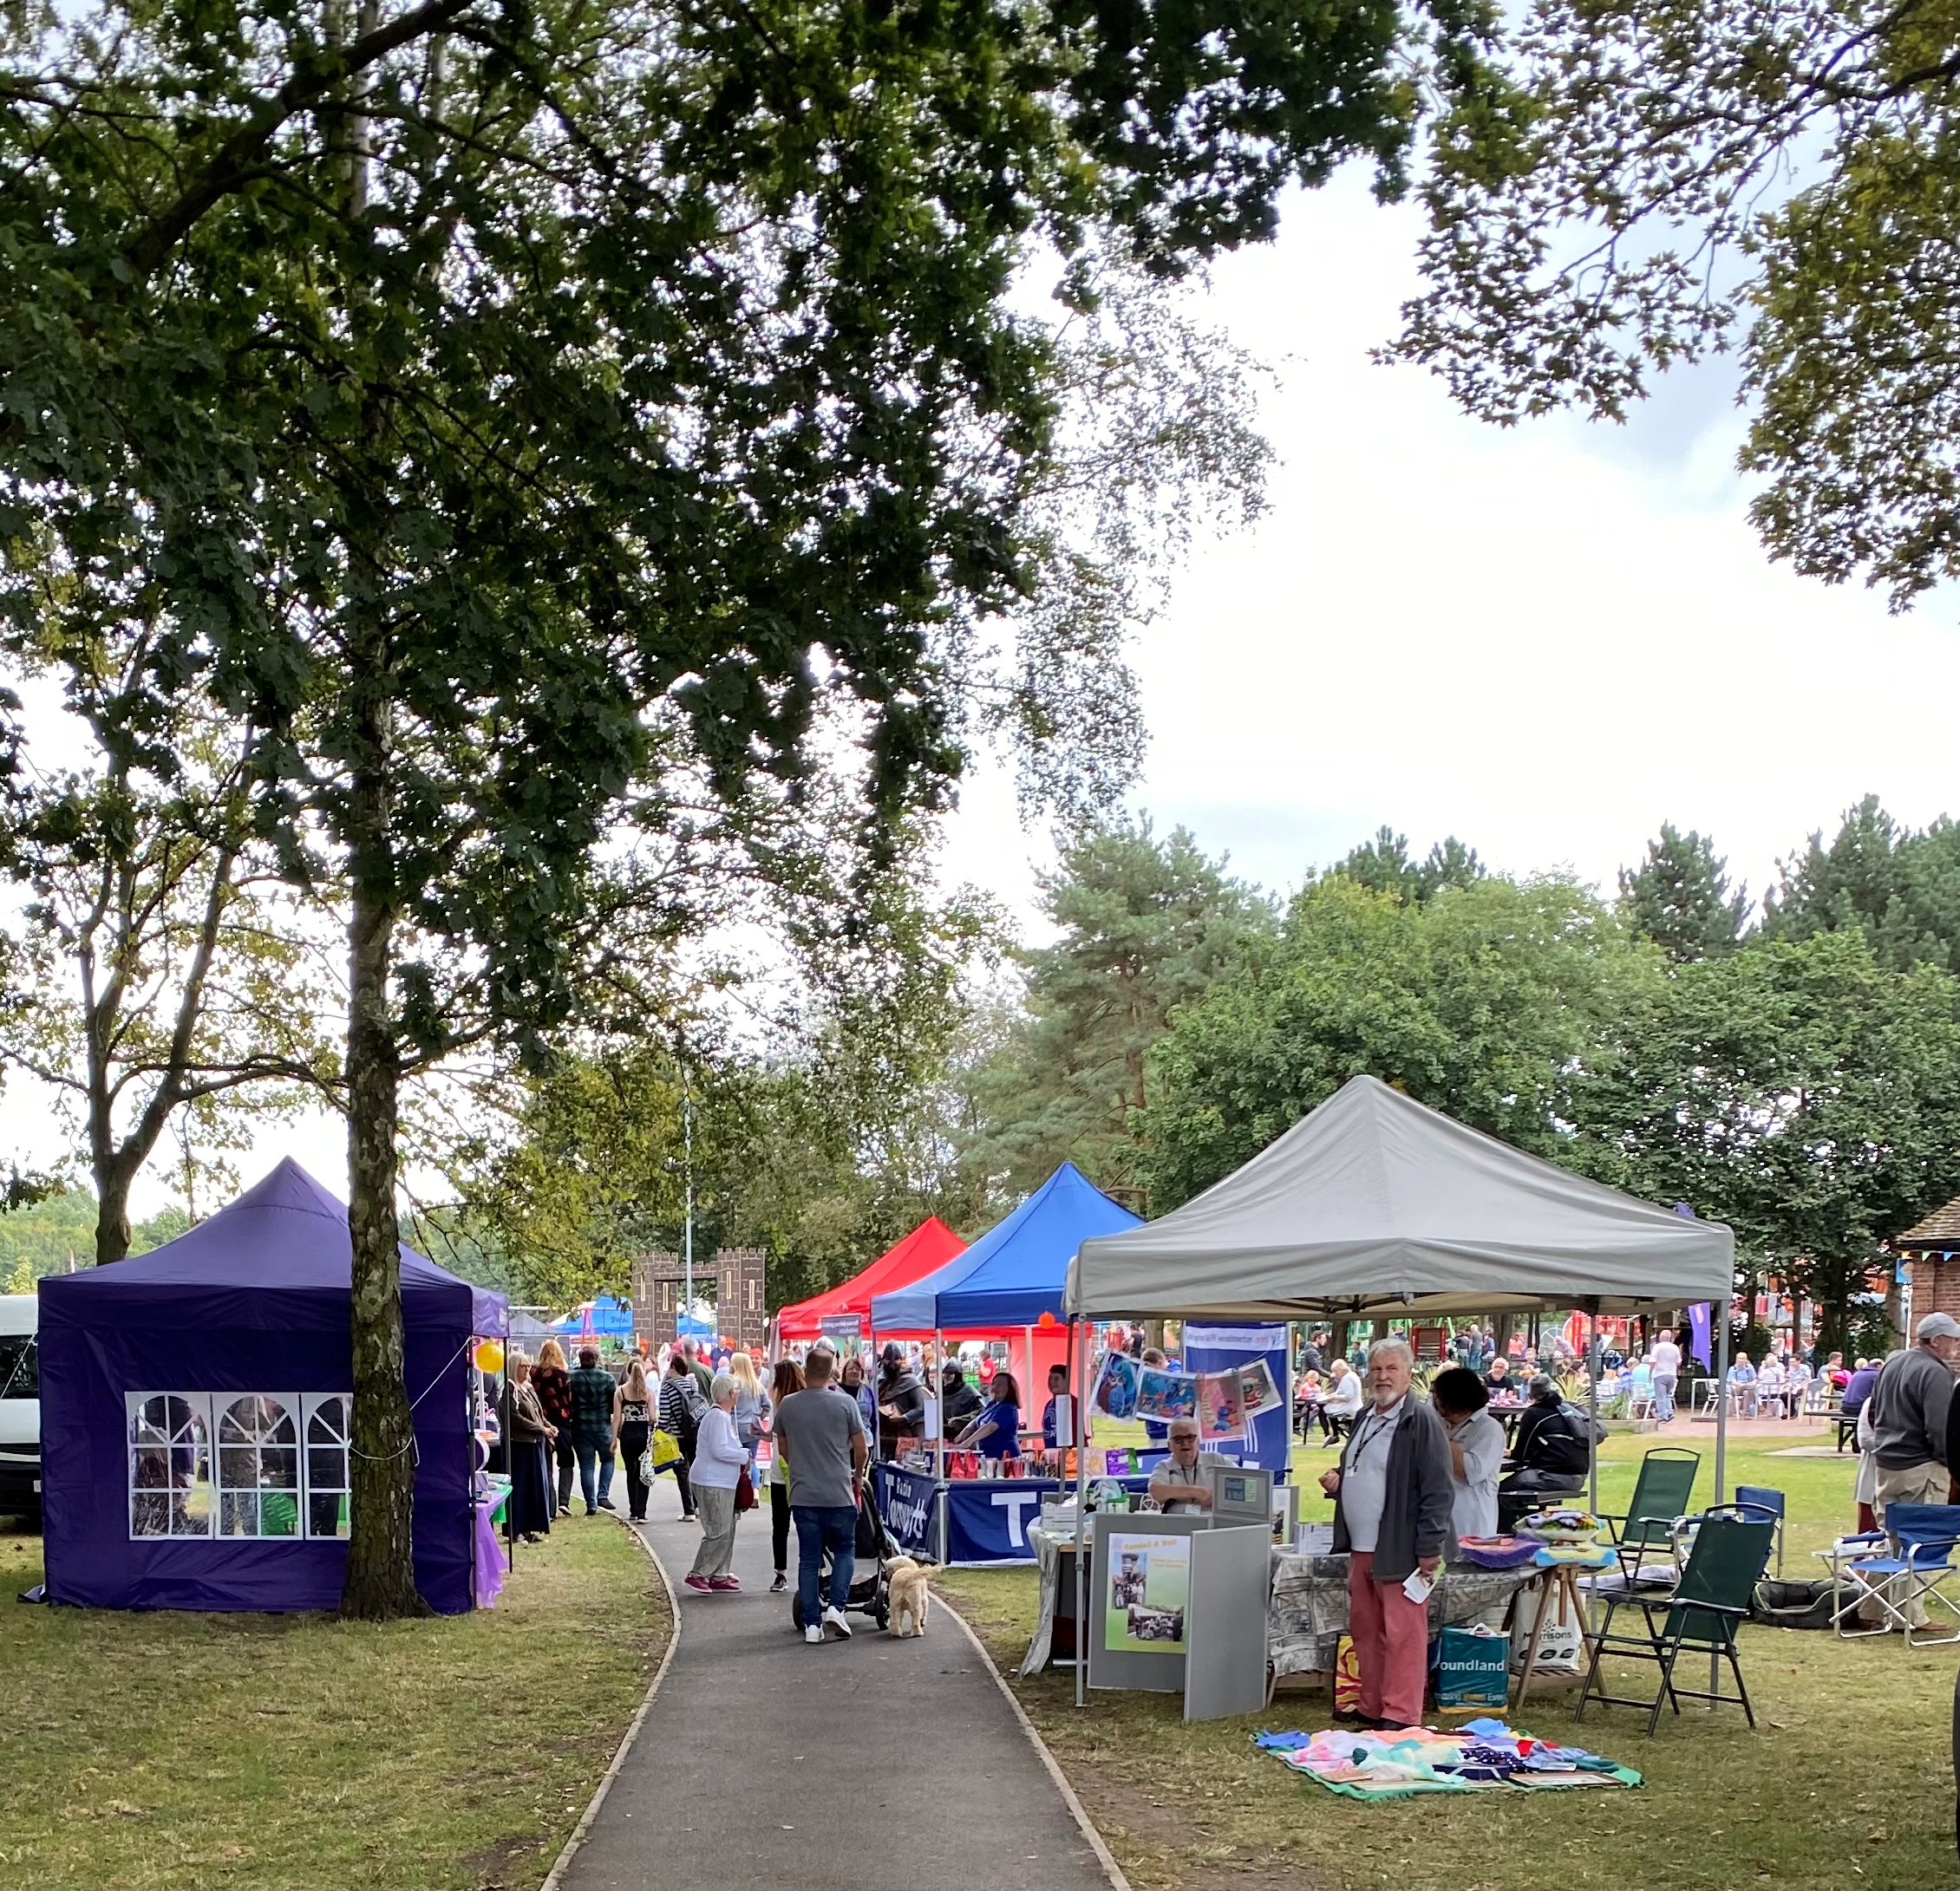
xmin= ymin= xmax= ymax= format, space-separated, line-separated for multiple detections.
xmin=0 ymin=1515 xmax=669 ymax=1891
xmin=939 ymin=1426 xmax=1958 ymax=1891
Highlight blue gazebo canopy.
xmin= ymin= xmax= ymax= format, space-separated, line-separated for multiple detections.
xmin=869 ymin=1163 xmax=1140 ymax=1332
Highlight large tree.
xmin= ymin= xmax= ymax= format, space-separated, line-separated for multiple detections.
xmin=1762 ymin=795 xmax=1960 ymax=975
xmin=0 ymin=655 xmax=339 ymax=1261
xmin=1391 ymin=0 xmax=1960 ymax=605
xmin=4 ymin=0 xmax=1486 ymax=1614
xmin=965 ymin=815 xmax=1271 ymax=1208
xmin=1571 ymin=931 xmax=1960 ymax=1352
xmin=1330 ymin=827 xmax=1486 ymax=906
xmin=1141 ymin=871 xmax=1650 ymax=1209
xmin=1618 ymin=824 xmax=1748 ymax=963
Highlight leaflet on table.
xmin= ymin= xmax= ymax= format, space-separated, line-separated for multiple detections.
xmin=1105 ymin=1530 xmax=1189 ymax=1654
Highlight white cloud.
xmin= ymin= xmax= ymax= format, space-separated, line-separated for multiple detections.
xmin=944 ymin=168 xmax=1960 ymax=923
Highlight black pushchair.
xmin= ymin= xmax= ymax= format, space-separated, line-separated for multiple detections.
xmin=789 ymin=1497 xmax=895 ymax=1633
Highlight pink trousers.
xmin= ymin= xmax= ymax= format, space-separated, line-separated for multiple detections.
xmin=1347 ymin=1549 xmax=1430 ymax=1726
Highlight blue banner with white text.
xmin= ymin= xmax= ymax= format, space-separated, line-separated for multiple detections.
xmin=1181 ymin=1322 xmax=1292 ymax=1475
xmin=874 ymin=1463 xmax=938 ymax=1557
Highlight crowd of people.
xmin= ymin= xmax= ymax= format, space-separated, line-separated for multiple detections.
xmin=486 ymin=1302 xmax=1954 ymax=1695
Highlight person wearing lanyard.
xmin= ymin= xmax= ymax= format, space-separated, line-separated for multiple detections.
xmin=1319 ymin=1337 xmax=1455 ymax=1729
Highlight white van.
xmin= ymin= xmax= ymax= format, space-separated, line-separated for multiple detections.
xmin=0 ymin=1294 xmax=39 ymax=1520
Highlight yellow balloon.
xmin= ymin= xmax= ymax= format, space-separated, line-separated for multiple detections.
xmin=474 ymin=1338 xmax=506 ymax=1374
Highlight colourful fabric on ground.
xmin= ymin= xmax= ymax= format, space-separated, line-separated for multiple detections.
xmin=1256 ymin=1720 xmax=1642 ymax=1801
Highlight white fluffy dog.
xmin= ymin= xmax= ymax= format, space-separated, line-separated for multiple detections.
xmin=884 ymin=1555 xmax=931 ymax=1638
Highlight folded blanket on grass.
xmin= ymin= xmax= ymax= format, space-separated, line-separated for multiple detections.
xmin=1257 ymin=1721 xmax=1642 ymax=1801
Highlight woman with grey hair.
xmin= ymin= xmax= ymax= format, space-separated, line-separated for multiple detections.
xmin=684 ymin=1371 xmax=749 ymax=1593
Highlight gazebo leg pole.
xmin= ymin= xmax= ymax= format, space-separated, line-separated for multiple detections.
xmin=1586 ymin=1304 xmax=1600 ymax=1635
xmin=935 ymin=1324 xmax=947 ymax=1567
xmin=1075 ymin=1314 xmax=1090 ymax=1710
xmin=1711 ymin=1301 xmax=1731 ymax=1706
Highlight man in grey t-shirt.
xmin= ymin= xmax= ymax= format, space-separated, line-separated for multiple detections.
xmin=774 ymin=1347 xmax=869 ymax=1644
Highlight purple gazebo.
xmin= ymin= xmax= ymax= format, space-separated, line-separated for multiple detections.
xmin=38 ymin=1157 xmax=506 ymax=1613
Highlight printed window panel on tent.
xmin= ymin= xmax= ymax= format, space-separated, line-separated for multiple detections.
xmin=127 ymin=1392 xmax=213 ymax=1539
xmin=301 ymin=1393 xmax=352 ymax=1540
xmin=217 ymin=1393 xmax=303 ymax=1538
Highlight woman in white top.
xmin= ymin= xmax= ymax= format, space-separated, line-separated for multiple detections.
xmin=685 ymin=1373 xmax=750 ymax=1594
xmin=1322 ymin=1357 xmax=1364 ymax=1445
xmin=1430 ymin=1366 xmax=1506 ymax=1540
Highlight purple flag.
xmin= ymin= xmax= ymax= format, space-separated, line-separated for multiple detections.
xmin=1687 ymin=1301 xmax=1712 ymax=1369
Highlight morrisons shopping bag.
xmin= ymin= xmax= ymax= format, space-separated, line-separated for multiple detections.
xmin=1435 ymin=1625 xmax=1510 ymax=1706
xmin=1509 ymin=1583 xmax=1583 ymax=1674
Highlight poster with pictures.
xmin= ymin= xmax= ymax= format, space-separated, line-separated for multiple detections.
xmin=1093 ymin=1350 xmax=1141 ymax=1420
xmin=1235 ymin=1358 xmax=1280 ymax=1421
xmin=1195 ymin=1369 xmax=1245 ymax=1443
xmin=1136 ymin=1365 xmax=1197 ymax=1424
xmin=1104 ymin=1531 xmax=1190 ymax=1653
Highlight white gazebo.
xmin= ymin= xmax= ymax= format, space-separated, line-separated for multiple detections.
xmin=1063 ymin=1074 xmax=1737 ymax=1705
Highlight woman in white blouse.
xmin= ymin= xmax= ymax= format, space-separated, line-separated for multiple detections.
xmin=1322 ymin=1357 xmax=1364 ymax=1445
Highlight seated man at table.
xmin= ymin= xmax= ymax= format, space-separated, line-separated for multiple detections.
xmin=1482 ymin=1354 xmax=1519 ymax=1400
xmin=1496 ymin=1375 xmax=1591 ymax=1530
xmin=1148 ymin=1419 xmax=1231 ymax=1514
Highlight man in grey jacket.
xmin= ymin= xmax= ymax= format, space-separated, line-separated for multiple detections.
xmin=1863 ymin=1312 xmax=1960 ymax=1627
xmin=1319 ymin=1337 xmax=1456 ymax=1728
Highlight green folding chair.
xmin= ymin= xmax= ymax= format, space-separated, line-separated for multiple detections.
xmin=1601 ymin=1447 xmax=1700 ymax=1585
xmin=1578 ymin=1510 xmax=1774 ymax=1736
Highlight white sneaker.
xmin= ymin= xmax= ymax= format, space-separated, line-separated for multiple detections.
xmin=804 ymin=1624 xmax=823 ymax=1645
xmin=822 ymin=1605 xmax=853 ymax=1640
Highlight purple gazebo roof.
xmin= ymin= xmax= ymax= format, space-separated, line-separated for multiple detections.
xmin=40 ymin=1157 xmax=506 ymax=1336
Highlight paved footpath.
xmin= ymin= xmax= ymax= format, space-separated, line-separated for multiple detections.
xmin=559 ymin=1493 xmax=1111 ymax=1891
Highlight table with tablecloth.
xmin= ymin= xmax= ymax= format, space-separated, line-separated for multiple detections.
xmin=1267 ymin=1550 xmax=1540 ymax=1682
xmin=473 ymin=1475 xmax=511 ymax=1610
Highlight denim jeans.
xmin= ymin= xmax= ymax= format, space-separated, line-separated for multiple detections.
xmin=793 ymin=1503 xmax=857 ymax=1625
xmin=572 ymin=1431 xmax=616 ymax=1510
xmin=1653 ymin=1373 xmax=1677 ymax=1422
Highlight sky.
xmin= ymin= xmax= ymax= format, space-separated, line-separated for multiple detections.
xmin=35 ymin=162 xmax=1960 ymax=1221
xmin=938 ymin=168 xmax=1960 ymax=927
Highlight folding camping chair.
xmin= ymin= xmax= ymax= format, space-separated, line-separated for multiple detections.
xmin=1600 ymin=1447 xmax=1700 ymax=1588
xmin=1577 ymin=1510 xmax=1774 ymax=1737
xmin=1819 ymin=1503 xmax=1960 ymax=1649
xmin=1732 ymin=1485 xmax=1787 ymax=1577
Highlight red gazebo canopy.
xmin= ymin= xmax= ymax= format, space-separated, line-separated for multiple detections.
xmin=774 ymin=1216 xmax=967 ymax=1342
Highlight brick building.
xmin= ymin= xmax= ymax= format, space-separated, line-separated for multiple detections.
xmin=1896 ymin=1197 xmax=1960 ymax=1324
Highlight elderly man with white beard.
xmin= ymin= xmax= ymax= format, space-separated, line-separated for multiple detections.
xmin=1319 ymin=1337 xmax=1456 ymax=1728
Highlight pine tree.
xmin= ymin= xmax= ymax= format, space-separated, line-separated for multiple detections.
xmin=1617 ymin=824 xmax=1748 ymax=962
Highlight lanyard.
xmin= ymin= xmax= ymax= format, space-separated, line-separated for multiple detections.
xmin=1350 ymin=1402 xmax=1403 ymax=1464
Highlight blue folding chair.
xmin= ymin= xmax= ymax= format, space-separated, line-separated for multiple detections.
xmin=1821 ymin=1503 xmax=1960 ymax=1648
xmin=1734 ymin=1484 xmax=1786 ymax=1576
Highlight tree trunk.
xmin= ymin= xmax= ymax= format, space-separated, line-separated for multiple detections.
xmin=337 ymin=682 xmax=422 ymax=1619
xmin=93 ymin=1152 xmax=135 ymax=1264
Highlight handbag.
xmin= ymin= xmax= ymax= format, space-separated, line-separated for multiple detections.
xmin=735 ymin=1464 xmax=756 ymax=1512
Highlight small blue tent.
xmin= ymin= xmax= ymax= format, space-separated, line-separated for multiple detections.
xmin=550 ymin=1294 xmax=635 ymax=1340
xmin=869 ymin=1163 xmax=1140 ymax=1332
